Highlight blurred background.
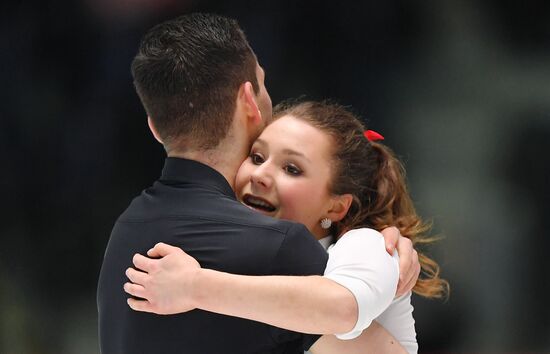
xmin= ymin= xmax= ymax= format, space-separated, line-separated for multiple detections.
xmin=1 ymin=0 xmax=549 ymax=353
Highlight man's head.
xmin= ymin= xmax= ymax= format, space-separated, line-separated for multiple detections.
xmin=131 ymin=13 xmax=271 ymax=152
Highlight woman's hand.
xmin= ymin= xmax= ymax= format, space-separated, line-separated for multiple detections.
xmin=124 ymin=243 xmax=201 ymax=314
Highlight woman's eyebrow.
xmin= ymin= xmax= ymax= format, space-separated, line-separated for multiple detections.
xmin=255 ymin=138 xmax=311 ymax=162
xmin=281 ymin=149 xmax=311 ymax=163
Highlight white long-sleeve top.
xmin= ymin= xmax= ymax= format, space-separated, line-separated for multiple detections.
xmin=320 ymin=228 xmax=418 ymax=354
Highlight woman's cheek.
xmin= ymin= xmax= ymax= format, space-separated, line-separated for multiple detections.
xmin=279 ymin=181 xmax=312 ymax=215
xmin=235 ymin=164 xmax=251 ymax=193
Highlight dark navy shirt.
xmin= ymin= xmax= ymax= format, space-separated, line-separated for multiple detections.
xmin=97 ymin=157 xmax=328 ymax=354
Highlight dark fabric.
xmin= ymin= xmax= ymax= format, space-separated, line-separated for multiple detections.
xmin=97 ymin=157 xmax=327 ymax=354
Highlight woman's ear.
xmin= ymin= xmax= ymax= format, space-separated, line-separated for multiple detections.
xmin=147 ymin=117 xmax=164 ymax=144
xmin=326 ymin=194 xmax=353 ymax=222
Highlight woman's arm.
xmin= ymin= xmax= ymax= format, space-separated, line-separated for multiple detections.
xmin=124 ymin=228 xmax=418 ymax=335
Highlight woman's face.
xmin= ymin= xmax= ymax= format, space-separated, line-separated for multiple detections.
xmin=235 ymin=115 xmax=336 ymax=239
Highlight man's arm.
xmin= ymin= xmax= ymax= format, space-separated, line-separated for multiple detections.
xmin=309 ymin=321 xmax=407 ymax=354
xmin=381 ymin=227 xmax=420 ymax=297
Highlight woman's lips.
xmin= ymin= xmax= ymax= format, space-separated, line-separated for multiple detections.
xmin=242 ymin=194 xmax=276 ymax=213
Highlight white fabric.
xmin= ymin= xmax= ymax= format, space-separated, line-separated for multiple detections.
xmin=375 ymin=292 xmax=418 ymax=354
xmin=319 ymin=228 xmax=418 ymax=353
xmin=317 ymin=235 xmax=333 ymax=250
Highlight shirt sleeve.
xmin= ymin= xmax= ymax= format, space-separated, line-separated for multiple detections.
xmin=323 ymin=228 xmax=399 ymax=340
xmin=375 ymin=292 xmax=418 ymax=354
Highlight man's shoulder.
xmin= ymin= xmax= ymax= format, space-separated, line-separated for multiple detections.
xmin=219 ymin=206 xmax=305 ymax=236
xmin=116 ymin=183 xmax=307 ymax=237
xmin=109 ymin=183 xmax=327 ymax=273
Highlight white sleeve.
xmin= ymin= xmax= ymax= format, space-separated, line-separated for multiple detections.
xmin=323 ymin=228 xmax=399 ymax=340
xmin=375 ymin=292 xmax=418 ymax=354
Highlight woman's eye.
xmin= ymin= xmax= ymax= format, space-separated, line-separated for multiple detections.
xmin=251 ymin=153 xmax=264 ymax=165
xmin=285 ymin=164 xmax=302 ymax=176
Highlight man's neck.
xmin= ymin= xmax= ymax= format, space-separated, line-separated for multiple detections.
xmin=167 ymin=146 xmax=247 ymax=191
xmin=164 ymin=117 xmax=255 ymax=191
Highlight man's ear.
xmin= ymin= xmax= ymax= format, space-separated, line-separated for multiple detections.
xmin=326 ymin=194 xmax=354 ymax=223
xmin=242 ymin=81 xmax=262 ymax=125
xmin=147 ymin=117 xmax=164 ymax=144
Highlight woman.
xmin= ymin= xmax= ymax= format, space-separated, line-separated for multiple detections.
xmin=125 ymin=100 xmax=448 ymax=353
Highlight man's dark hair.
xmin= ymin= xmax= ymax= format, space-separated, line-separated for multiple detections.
xmin=131 ymin=13 xmax=259 ymax=150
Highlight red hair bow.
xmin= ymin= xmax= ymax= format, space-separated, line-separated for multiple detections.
xmin=364 ymin=130 xmax=384 ymax=141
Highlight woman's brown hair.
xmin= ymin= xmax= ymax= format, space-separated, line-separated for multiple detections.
xmin=273 ymin=100 xmax=449 ymax=299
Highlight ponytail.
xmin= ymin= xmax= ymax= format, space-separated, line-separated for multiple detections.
xmin=364 ymin=143 xmax=449 ymax=299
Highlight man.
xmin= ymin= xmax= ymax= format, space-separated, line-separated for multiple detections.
xmin=98 ymin=13 xmax=418 ymax=353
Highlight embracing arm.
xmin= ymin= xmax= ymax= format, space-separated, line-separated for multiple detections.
xmin=196 ymin=271 xmax=359 ymax=334
xmin=124 ymin=227 xmax=419 ymax=335
xmin=126 ymin=243 xmax=357 ymax=334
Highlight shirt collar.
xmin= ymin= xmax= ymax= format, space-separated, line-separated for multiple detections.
xmin=318 ymin=235 xmax=334 ymax=250
xmin=160 ymin=157 xmax=236 ymax=199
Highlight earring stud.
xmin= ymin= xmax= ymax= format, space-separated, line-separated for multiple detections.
xmin=320 ymin=218 xmax=332 ymax=229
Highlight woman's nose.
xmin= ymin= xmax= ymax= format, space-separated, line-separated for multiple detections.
xmin=250 ymin=165 xmax=273 ymax=189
